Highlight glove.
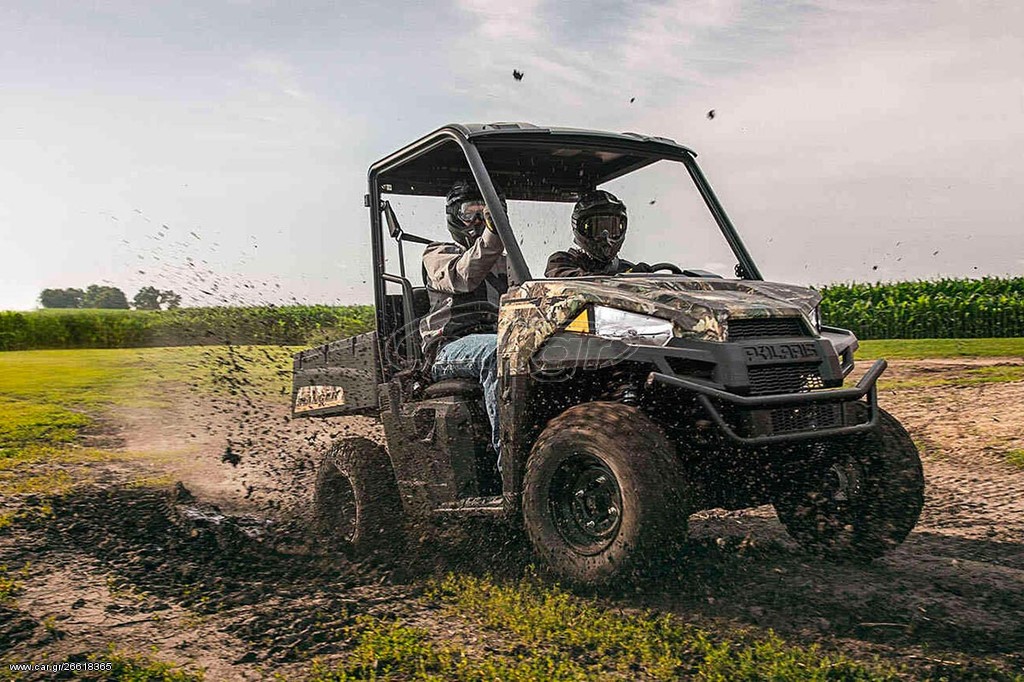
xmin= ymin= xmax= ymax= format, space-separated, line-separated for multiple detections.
xmin=483 ymin=209 xmax=498 ymax=233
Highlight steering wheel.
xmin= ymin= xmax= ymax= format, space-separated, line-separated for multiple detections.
xmin=647 ymin=262 xmax=683 ymax=274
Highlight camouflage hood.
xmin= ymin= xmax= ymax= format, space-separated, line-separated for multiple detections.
xmin=498 ymin=276 xmax=821 ymax=375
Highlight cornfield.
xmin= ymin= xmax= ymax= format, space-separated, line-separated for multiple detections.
xmin=819 ymin=277 xmax=1024 ymax=339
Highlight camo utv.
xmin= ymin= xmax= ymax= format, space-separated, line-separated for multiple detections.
xmin=292 ymin=123 xmax=925 ymax=584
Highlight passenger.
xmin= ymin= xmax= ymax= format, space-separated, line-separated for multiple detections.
xmin=545 ymin=190 xmax=651 ymax=277
xmin=420 ymin=180 xmax=507 ymax=466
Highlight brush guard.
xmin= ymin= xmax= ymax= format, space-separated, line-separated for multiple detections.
xmin=646 ymin=359 xmax=886 ymax=445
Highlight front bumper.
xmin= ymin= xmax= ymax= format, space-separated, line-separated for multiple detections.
xmin=647 ymin=359 xmax=886 ymax=445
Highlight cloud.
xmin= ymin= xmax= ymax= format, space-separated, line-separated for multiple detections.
xmin=455 ymin=0 xmax=544 ymax=42
xmin=448 ymin=0 xmax=771 ymax=118
xmin=244 ymin=55 xmax=312 ymax=102
xmin=619 ymin=0 xmax=744 ymax=81
xmin=635 ymin=2 xmax=1024 ymax=175
xmin=448 ymin=1 xmax=629 ymax=117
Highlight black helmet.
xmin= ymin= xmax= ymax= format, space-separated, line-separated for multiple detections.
xmin=445 ymin=180 xmax=507 ymax=247
xmin=571 ymin=189 xmax=627 ymax=262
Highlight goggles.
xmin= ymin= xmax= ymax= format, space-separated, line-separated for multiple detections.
xmin=580 ymin=214 xmax=626 ymax=240
xmin=456 ymin=200 xmax=489 ymax=223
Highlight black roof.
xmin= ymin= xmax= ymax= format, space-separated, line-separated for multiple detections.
xmin=369 ymin=123 xmax=697 ymax=202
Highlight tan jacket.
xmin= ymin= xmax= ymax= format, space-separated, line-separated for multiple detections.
xmin=422 ymin=226 xmax=506 ymax=293
xmin=419 ymin=226 xmax=508 ymax=361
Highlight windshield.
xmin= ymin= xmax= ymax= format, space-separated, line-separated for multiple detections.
xmin=382 ymin=158 xmax=748 ymax=282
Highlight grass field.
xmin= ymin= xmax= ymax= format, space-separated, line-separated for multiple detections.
xmin=2 ymin=342 xmax=1023 ymax=680
xmin=0 ymin=346 xmax=292 ymax=497
xmin=856 ymin=338 xmax=1024 ymax=390
xmin=857 ymin=337 xmax=1024 ymax=359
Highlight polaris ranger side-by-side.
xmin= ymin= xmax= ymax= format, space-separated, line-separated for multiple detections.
xmin=292 ymin=123 xmax=924 ymax=584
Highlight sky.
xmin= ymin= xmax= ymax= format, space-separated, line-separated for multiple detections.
xmin=1 ymin=0 xmax=1022 ymax=310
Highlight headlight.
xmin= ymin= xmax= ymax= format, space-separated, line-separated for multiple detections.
xmin=566 ymin=306 xmax=674 ymax=346
xmin=807 ymin=305 xmax=822 ymax=333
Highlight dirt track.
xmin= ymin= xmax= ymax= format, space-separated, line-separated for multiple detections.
xmin=1 ymin=358 xmax=1023 ymax=679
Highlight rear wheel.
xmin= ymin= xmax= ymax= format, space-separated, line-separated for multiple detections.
xmin=523 ymin=402 xmax=688 ymax=585
xmin=313 ymin=437 xmax=403 ymax=558
xmin=773 ymin=408 xmax=924 ymax=559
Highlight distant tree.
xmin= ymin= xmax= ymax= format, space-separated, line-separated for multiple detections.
xmin=132 ymin=286 xmax=162 ymax=310
xmin=83 ymin=285 xmax=129 ymax=309
xmin=39 ymin=288 xmax=84 ymax=309
xmin=159 ymin=289 xmax=182 ymax=310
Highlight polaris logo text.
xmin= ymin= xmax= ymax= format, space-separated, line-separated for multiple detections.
xmin=744 ymin=342 xmax=819 ymax=363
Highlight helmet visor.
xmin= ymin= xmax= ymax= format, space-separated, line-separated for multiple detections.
xmin=456 ymin=200 xmax=488 ymax=223
xmin=580 ymin=214 xmax=626 ymax=241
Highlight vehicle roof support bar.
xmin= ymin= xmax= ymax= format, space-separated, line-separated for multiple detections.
xmin=458 ymin=139 xmax=533 ymax=285
xmin=682 ymin=156 xmax=763 ymax=281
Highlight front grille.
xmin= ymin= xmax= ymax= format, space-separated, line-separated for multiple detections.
xmin=728 ymin=317 xmax=808 ymax=340
xmin=748 ymin=363 xmax=824 ymax=395
xmin=770 ymin=403 xmax=843 ymax=434
xmin=666 ymin=357 xmax=715 ymax=380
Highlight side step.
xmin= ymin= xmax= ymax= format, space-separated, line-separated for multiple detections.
xmin=433 ymin=495 xmax=504 ymax=516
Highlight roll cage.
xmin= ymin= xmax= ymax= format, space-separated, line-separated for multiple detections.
xmin=366 ymin=122 xmax=764 ymax=380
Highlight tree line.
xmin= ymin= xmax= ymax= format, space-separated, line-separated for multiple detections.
xmin=39 ymin=285 xmax=182 ymax=311
xmin=0 ymin=304 xmax=376 ymax=351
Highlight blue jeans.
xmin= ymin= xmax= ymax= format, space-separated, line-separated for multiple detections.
xmin=432 ymin=334 xmax=501 ymax=468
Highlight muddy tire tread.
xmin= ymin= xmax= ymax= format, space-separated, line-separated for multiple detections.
xmin=774 ymin=408 xmax=925 ymax=559
xmin=523 ymin=401 xmax=688 ymax=585
xmin=314 ymin=437 xmax=402 ymax=558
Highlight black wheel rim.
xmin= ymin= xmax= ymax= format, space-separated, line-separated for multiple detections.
xmin=320 ymin=468 xmax=357 ymax=544
xmin=820 ymin=459 xmax=863 ymax=509
xmin=797 ymin=457 xmax=866 ymax=541
xmin=549 ymin=453 xmax=623 ymax=554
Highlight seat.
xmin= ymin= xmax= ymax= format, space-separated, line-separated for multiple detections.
xmin=412 ymin=287 xmax=430 ymax=319
xmin=413 ymin=274 xmax=482 ymax=400
xmin=422 ymin=378 xmax=483 ymax=399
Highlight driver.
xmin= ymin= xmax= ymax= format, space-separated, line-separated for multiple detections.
xmin=420 ymin=180 xmax=508 ymax=468
xmin=545 ymin=190 xmax=651 ymax=277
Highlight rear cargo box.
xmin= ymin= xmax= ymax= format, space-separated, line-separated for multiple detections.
xmin=291 ymin=331 xmax=379 ymax=418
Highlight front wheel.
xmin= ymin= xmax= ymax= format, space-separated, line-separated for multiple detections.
xmin=523 ymin=402 xmax=689 ymax=585
xmin=313 ymin=437 xmax=403 ymax=558
xmin=773 ymin=408 xmax=924 ymax=559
